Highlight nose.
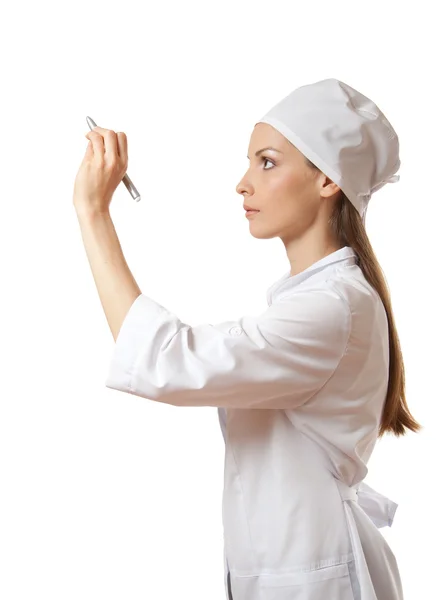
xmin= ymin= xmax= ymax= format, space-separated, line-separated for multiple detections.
xmin=236 ymin=169 xmax=253 ymax=196
xmin=236 ymin=180 xmax=248 ymax=196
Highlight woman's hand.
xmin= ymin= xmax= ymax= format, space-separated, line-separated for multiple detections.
xmin=73 ymin=126 xmax=129 ymax=216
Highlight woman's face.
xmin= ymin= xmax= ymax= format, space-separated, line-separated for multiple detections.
xmin=236 ymin=123 xmax=339 ymax=242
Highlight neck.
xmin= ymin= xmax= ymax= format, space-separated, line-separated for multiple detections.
xmin=285 ymin=235 xmax=343 ymax=277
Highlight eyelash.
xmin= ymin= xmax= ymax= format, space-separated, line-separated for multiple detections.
xmin=261 ymin=156 xmax=275 ymax=170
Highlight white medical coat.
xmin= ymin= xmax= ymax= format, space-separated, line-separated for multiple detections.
xmin=105 ymin=245 xmax=404 ymax=600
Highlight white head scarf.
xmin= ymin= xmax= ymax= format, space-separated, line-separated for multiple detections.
xmin=255 ymin=78 xmax=401 ymax=222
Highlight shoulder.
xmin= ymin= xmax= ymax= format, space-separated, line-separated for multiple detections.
xmin=327 ymin=263 xmax=385 ymax=320
xmin=260 ymin=283 xmax=351 ymax=350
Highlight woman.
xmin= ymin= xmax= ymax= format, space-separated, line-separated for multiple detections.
xmin=77 ymin=78 xmax=421 ymax=600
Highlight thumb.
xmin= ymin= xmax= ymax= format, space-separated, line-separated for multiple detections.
xmin=84 ymin=139 xmax=93 ymax=160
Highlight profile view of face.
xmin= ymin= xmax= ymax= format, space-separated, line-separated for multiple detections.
xmin=236 ymin=123 xmax=340 ymax=242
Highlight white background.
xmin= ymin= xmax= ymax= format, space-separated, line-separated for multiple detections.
xmin=0 ymin=1 xmax=442 ymax=598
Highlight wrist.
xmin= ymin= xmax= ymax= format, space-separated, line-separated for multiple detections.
xmin=74 ymin=203 xmax=111 ymax=222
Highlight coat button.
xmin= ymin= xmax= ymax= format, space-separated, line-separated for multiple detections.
xmin=229 ymin=326 xmax=243 ymax=336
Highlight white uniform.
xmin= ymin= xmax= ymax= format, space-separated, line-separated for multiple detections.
xmin=105 ymin=245 xmax=404 ymax=600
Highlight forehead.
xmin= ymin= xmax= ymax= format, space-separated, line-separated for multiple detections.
xmin=248 ymin=123 xmax=303 ymax=160
xmin=250 ymin=122 xmax=283 ymax=145
xmin=248 ymin=122 xmax=297 ymax=153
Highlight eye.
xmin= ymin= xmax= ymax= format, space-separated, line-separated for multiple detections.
xmin=261 ymin=156 xmax=275 ymax=170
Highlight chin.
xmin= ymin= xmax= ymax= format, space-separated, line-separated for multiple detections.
xmin=249 ymin=229 xmax=277 ymax=240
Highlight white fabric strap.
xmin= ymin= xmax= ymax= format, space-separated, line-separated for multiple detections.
xmin=334 ymin=478 xmax=398 ymax=528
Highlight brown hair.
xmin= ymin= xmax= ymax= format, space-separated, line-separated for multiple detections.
xmin=305 ymin=158 xmax=422 ymax=437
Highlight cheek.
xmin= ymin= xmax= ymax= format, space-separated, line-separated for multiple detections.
xmin=270 ymin=173 xmax=312 ymax=212
xmin=270 ymin=169 xmax=306 ymax=194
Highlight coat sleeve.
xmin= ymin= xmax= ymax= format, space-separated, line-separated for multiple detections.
xmin=104 ymin=287 xmax=351 ymax=409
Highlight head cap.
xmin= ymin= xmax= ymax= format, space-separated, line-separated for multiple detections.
xmin=256 ymin=78 xmax=401 ymax=221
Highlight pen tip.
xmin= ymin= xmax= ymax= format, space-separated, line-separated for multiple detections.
xmin=86 ymin=116 xmax=97 ymax=129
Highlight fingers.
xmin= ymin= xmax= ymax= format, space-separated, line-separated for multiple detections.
xmin=86 ymin=126 xmax=116 ymax=160
xmin=85 ymin=126 xmax=127 ymax=169
xmin=86 ymin=129 xmax=105 ymax=160
xmin=116 ymin=132 xmax=128 ymax=164
xmin=85 ymin=139 xmax=94 ymax=160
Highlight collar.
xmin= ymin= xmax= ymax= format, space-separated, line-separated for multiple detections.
xmin=266 ymin=245 xmax=358 ymax=306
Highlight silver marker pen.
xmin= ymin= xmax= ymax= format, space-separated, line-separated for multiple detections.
xmin=86 ymin=116 xmax=141 ymax=202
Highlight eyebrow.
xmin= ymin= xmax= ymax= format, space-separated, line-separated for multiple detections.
xmin=247 ymin=146 xmax=283 ymax=159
